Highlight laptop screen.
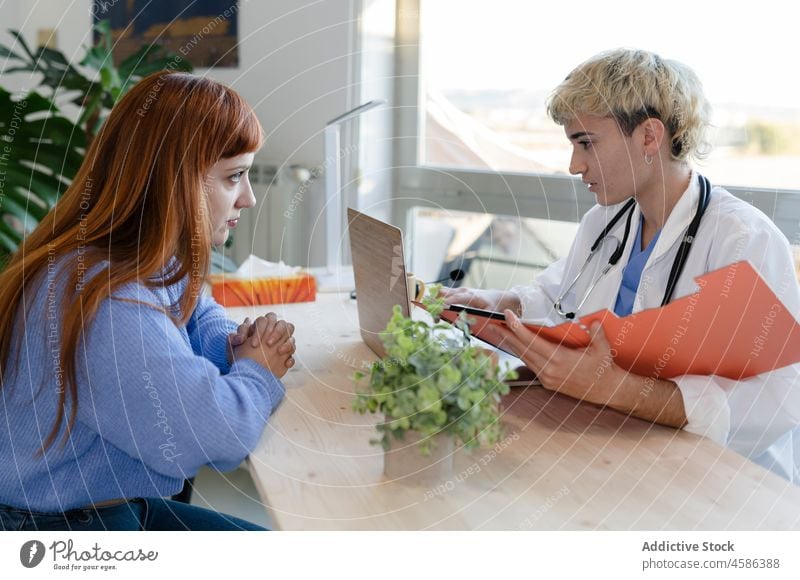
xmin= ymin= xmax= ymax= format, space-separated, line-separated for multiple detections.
xmin=347 ymin=208 xmax=410 ymax=357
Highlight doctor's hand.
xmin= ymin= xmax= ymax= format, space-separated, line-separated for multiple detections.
xmin=484 ymin=311 xmax=620 ymax=406
xmin=438 ymin=287 xmax=522 ymax=315
xmin=486 ymin=311 xmax=688 ymax=428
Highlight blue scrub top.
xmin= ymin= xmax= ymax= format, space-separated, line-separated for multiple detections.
xmin=614 ymin=216 xmax=661 ymax=317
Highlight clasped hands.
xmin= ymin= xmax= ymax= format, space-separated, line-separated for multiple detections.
xmin=226 ymin=313 xmax=296 ymax=378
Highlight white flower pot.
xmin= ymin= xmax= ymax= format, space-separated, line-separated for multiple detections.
xmin=383 ymin=430 xmax=454 ymax=486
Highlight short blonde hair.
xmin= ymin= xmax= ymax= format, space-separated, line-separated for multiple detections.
xmin=547 ymin=48 xmax=711 ymax=162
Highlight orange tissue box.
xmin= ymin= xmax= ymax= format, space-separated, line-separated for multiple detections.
xmin=209 ymin=256 xmax=317 ymax=307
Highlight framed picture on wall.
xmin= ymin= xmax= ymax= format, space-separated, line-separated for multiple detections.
xmin=93 ymin=0 xmax=239 ymax=68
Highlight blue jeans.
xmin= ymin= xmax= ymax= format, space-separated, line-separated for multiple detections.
xmin=0 ymin=498 xmax=266 ymax=531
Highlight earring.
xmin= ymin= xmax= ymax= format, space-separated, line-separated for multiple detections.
xmin=644 ymin=153 xmax=653 ymax=165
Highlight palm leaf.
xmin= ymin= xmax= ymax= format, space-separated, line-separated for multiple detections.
xmin=0 ymin=189 xmax=44 ymax=226
xmin=0 ymin=45 xmax=23 ymax=60
xmin=6 ymin=30 xmax=35 ymax=62
xmin=4 ymin=165 xmax=69 ymax=205
xmin=0 ymin=219 xmax=24 ymax=253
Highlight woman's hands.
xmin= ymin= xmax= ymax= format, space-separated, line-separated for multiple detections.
xmin=227 ymin=314 xmax=296 ymax=378
xmin=438 ymin=287 xmax=522 ymax=315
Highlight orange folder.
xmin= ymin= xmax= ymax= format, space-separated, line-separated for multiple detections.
xmin=440 ymin=261 xmax=800 ymax=380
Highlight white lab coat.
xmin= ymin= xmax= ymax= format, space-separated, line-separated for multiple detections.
xmin=512 ymin=172 xmax=800 ymax=483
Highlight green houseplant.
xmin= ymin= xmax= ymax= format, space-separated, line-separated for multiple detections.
xmin=354 ymin=289 xmax=515 ymax=481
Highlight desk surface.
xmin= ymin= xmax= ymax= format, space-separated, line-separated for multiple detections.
xmin=231 ymin=293 xmax=800 ymax=530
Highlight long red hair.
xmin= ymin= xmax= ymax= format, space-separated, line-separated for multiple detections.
xmin=0 ymin=72 xmax=263 ymax=452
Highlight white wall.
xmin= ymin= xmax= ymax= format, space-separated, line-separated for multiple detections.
xmin=0 ymin=2 xmax=25 ymax=96
xmin=2 ymin=0 xmax=372 ymax=267
xmin=207 ymin=0 xmax=362 ymax=267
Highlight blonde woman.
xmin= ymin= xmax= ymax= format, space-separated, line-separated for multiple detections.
xmin=0 ymin=73 xmax=295 ymax=529
xmin=443 ymin=49 xmax=800 ymax=483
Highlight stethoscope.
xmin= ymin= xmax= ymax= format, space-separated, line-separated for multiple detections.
xmin=554 ymin=174 xmax=712 ymax=320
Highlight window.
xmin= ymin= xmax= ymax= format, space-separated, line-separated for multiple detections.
xmin=417 ymin=0 xmax=800 ymax=191
xmin=392 ymin=0 xmax=800 ymax=284
xmin=408 ymin=207 xmax=578 ymax=290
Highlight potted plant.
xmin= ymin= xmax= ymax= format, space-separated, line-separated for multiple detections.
xmin=353 ymin=289 xmax=515 ymax=484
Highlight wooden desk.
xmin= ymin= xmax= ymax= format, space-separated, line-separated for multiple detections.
xmin=230 ymin=293 xmax=800 ymax=530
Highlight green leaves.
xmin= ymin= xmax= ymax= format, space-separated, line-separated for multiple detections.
xmin=422 ymin=283 xmax=445 ymax=318
xmin=353 ymin=304 xmax=516 ymax=455
xmin=0 ymin=88 xmax=82 ymax=253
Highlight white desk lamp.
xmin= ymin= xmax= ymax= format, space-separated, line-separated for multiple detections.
xmin=323 ymin=99 xmax=385 ymax=272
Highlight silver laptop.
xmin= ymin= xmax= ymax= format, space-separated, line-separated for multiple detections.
xmin=347 ymin=208 xmax=410 ymax=357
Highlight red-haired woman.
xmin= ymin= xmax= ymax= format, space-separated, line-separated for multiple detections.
xmin=0 ymin=73 xmax=295 ymax=530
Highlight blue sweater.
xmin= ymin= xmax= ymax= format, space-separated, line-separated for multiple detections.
xmin=0 ymin=254 xmax=285 ymax=512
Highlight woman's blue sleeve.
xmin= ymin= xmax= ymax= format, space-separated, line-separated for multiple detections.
xmin=185 ymin=294 xmax=239 ymax=374
xmin=75 ymin=284 xmax=284 ymax=479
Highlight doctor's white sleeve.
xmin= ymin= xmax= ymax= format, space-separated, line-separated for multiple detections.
xmin=672 ymin=217 xmax=800 ymax=467
xmin=508 ymin=258 xmax=566 ymax=323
